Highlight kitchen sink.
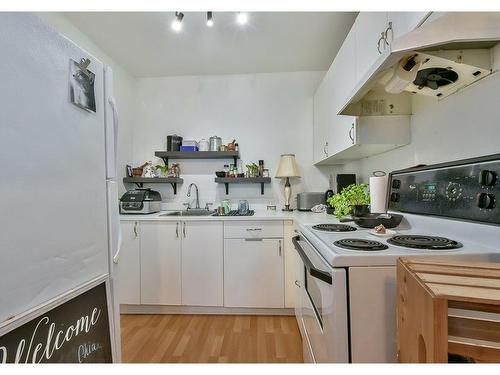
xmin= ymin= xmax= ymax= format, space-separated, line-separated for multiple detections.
xmin=160 ymin=209 xmax=215 ymax=217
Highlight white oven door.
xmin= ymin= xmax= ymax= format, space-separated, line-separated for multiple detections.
xmin=293 ymin=235 xmax=349 ymax=363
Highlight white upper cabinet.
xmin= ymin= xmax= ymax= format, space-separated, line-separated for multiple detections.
xmin=388 ymin=12 xmax=430 ymax=40
xmin=181 ymin=221 xmax=223 ymax=307
xmin=354 ymin=12 xmax=430 ymax=82
xmin=140 ymin=221 xmax=182 ymax=305
xmin=316 ymin=115 xmax=411 ymax=165
xmin=354 ymin=12 xmax=389 ymax=82
xmin=312 ymin=12 xmax=432 ymax=164
xmin=331 ymin=26 xmax=357 ymax=115
xmin=313 ymin=27 xmax=356 ymax=164
xmin=313 ymin=78 xmax=329 ymax=163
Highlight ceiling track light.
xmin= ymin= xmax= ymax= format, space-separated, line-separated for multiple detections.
xmin=236 ymin=12 xmax=248 ymax=25
xmin=171 ymin=11 xmax=184 ymax=32
xmin=206 ymin=11 xmax=214 ymax=27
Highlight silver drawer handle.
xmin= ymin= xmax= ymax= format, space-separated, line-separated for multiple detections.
xmin=246 ymin=228 xmax=262 ymax=231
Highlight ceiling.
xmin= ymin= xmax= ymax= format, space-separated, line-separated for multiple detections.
xmin=64 ymin=12 xmax=358 ymax=77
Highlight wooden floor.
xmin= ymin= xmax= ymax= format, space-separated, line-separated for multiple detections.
xmin=120 ymin=314 xmax=303 ymax=363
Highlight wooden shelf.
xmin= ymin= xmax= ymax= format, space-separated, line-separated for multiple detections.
xmin=215 ymin=177 xmax=271 ymax=195
xmin=123 ymin=177 xmax=183 ymax=194
xmin=154 ymin=151 xmax=240 ymax=167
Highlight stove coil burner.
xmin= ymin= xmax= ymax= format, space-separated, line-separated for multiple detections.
xmin=387 ymin=235 xmax=463 ymax=250
xmin=312 ymin=224 xmax=357 ymax=232
xmin=334 ymin=239 xmax=388 ymax=251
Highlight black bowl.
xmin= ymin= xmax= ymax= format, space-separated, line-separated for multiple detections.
xmin=215 ymin=171 xmax=226 ymax=178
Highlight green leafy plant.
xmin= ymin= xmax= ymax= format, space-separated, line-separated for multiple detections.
xmin=155 ymin=164 xmax=169 ymax=176
xmin=326 ymin=183 xmax=370 ymax=219
xmin=246 ymin=163 xmax=259 ymax=177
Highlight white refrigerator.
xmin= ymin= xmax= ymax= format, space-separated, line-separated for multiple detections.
xmin=0 ymin=13 xmax=121 ymax=363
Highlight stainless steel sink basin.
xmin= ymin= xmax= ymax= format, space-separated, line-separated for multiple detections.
xmin=160 ymin=209 xmax=215 ymax=217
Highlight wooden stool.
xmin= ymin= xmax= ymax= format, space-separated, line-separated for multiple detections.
xmin=397 ymin=257 xmax=500 ymax=363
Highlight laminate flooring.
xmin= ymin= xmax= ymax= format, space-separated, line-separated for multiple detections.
xmin=120 ymin=314 xmax=303 ymax=363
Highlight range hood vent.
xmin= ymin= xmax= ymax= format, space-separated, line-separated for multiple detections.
xmin=340 ymin=12 xmax=500 ymax=116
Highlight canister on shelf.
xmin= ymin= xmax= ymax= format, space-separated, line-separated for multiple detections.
xmin=166 ymin=135 xmax=182 ymax=151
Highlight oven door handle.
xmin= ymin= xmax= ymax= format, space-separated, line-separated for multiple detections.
xmin=292 ymin=235 xmax=332 ymax=285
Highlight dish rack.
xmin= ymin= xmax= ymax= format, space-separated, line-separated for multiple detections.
xmin=214 ymin=210 xmax=255 ymax=217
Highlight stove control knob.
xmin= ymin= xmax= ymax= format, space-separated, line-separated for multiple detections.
xmin=476 ymin=193 xmax=496 ymax=209
xmin=392 ymin=179 xmax=401 ymax=189
xmin=478 ymin=170 xmax=497 ymax=186
xmin=390 ymin=192 xmax=400 ymax=202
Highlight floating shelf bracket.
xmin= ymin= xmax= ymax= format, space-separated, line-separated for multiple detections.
xmin=160 ymin=157 xmax=169 ymax=168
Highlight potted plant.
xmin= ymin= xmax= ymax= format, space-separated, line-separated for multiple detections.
xmin=155 ymin=164 xmax=169 ymax=177
xmin=326 ymin=183 xmax=370 ymax=219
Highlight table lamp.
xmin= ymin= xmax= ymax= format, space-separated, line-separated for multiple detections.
xmin=275 ymin=154 xmax=301 ymax=211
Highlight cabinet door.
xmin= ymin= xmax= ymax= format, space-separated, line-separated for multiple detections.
xmin=388 ymin=12 xmax=429 ymax=40
xmin=313 ymin=78 xmax=329 ymax=163
xmin=117 ymin=221 xmax=140 ymax=304
xmin=354 ymin=12 xmax=388 ymax=82
xmin=327 ymin=25 xmax=356 ymax=117
xmin=140 ymin=221 xmax=181 ymax=305
xmin=224 ymin=239 xmax=284 ymax=308
xmin=181 ymin=221 xmax=223 ymax=306
xmin=329 ymin=116 xmax=357 ymax=157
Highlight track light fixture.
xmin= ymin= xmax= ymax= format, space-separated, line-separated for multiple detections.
xmin=170 ymin=12 xmax=249 ymax=32
xmin=171 ymin=12 xmax=184 ymax=32
xmin=206 ymin=11 xmax=214 ymax=27
xmin=236 ymin=12 xmax=248 ymax=25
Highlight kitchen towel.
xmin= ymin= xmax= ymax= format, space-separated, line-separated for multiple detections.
xmin=369 ymin=175 xmax=389 ymax=213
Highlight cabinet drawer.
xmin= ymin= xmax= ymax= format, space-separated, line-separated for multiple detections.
xmin=224 ymin=221 xmax=283 ymax=239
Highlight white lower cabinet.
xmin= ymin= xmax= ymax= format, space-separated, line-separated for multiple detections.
xmin=181 ymin=221 xmax=223 ymax=306
xmin=224 ymin=238 xmax=284 ymax=308
xmin=119 ymin=219 xmax=290 ymax=310
xmin=117 ymin=221 xmax=141 ymax=304
xmin=140 ymin=221 xmax=182 ymax=305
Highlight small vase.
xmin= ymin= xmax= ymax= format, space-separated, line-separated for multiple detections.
xmin=352 ymin=204 xmax=369 ymax=217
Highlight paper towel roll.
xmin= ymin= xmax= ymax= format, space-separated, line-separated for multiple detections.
xmin=370 ymin=175 xmax=389 ymax=213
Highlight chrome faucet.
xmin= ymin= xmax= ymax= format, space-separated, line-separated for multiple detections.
xmin=187 ymin=183 xmax=200 ymax=209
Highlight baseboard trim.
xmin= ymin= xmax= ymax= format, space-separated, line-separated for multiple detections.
xmin=120 ymin=304 xmax=294 ymax=316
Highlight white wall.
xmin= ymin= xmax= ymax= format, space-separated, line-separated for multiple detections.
xmin=338 ymin=71 xmax=500 ymax=183
xmin=134 ymin=72 xmax=327 ymax=209
xmin=36 ymin=12 xmax=136 ymax=195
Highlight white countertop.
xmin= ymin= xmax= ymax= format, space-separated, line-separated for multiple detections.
xmin=120 ymin=209 xmax=341 ymax=225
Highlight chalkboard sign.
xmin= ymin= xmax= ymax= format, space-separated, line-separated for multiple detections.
xmin=0 ymin=282 xmax=113 ymax=363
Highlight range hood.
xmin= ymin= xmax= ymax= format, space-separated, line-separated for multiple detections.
xmin=340 ymin=12 xmax=500 ymax=116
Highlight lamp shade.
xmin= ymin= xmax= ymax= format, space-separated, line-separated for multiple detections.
xmin=275 ymin=154 xmax=300 ymax=178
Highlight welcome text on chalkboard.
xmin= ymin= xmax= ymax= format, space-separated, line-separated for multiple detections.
xmin=0 ymin=282 xmax=112 ymax=363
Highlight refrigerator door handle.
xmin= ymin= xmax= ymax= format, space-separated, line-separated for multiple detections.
xmin=108 ymin=96 xmax=119 ymax=166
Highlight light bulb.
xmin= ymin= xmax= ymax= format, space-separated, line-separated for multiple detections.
xmin=171 ymin=12 xmax=184 ymax=32
xmin=171 ymin=20 xmax=182 ymax=32
xmin=236 ymin=12 xmax=248 ymax=25
xmin=207 ymin=11 xmax=214 ymax=27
